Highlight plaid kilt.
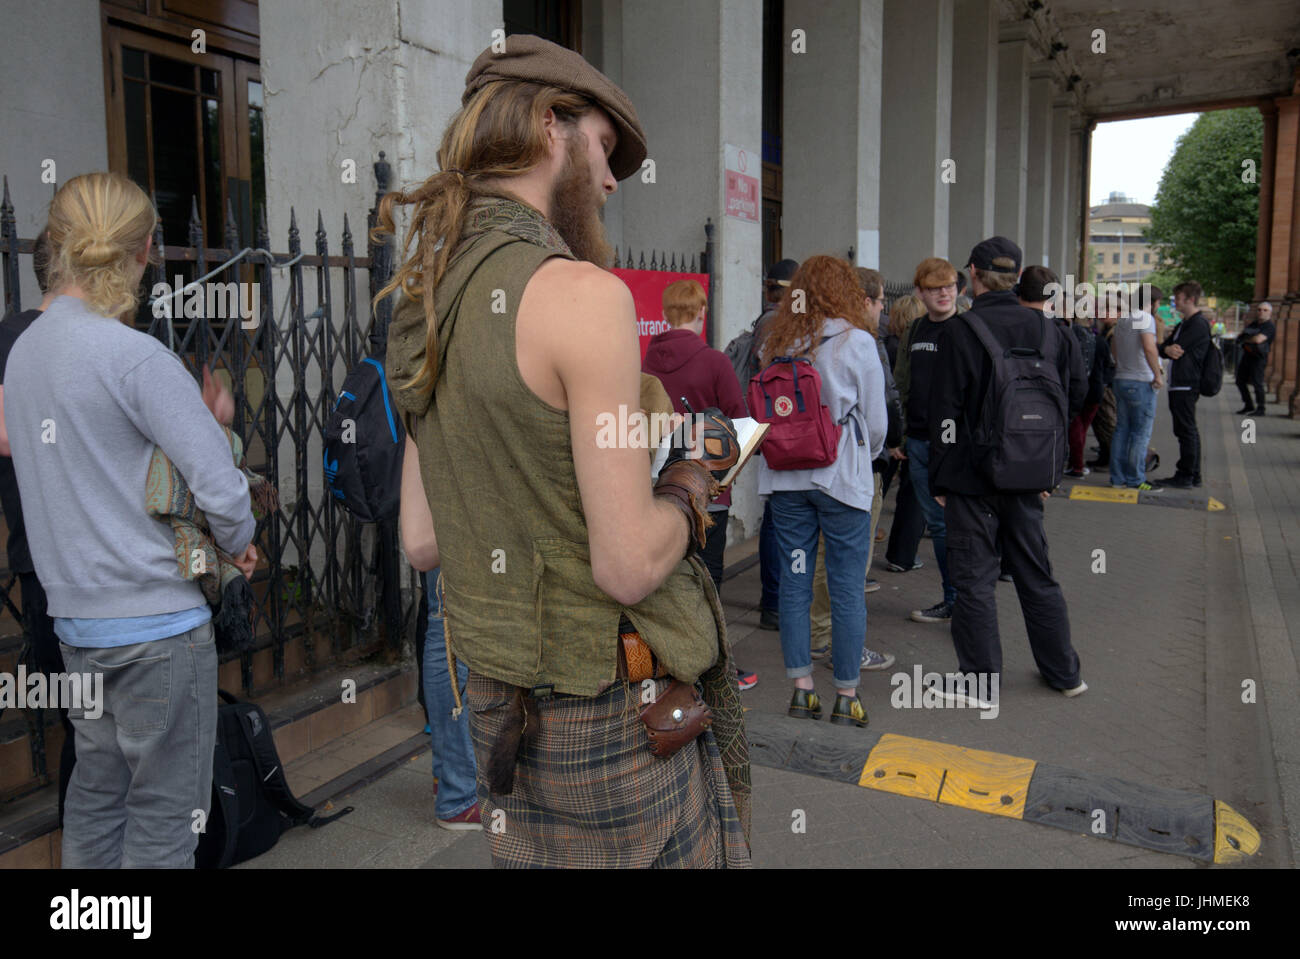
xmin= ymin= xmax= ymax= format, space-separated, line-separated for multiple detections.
xmin=466 ymin=672 xmax=751 ymax=868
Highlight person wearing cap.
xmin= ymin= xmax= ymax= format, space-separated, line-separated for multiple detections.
xmin=381 ymin=35 xmax=750 ymax=868
xmin=749 ymin=258 xmax=798 ymax=631
xmin=927 ymin=237 xmax=1088 ymax=701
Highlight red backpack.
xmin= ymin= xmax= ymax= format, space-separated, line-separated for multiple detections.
xmin=747 ymin=345 xmax=841 ymax=470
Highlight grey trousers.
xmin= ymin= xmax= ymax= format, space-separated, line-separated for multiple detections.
xmin=59 ymin=621 xmax=217 ymax=868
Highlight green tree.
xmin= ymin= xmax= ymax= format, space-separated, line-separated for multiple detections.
xmin=1145 ymin=108 xmax=1262 ymax=302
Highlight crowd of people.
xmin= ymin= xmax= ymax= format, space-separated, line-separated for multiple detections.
xmin=0 ymin=32 xmax=1279 ymax=871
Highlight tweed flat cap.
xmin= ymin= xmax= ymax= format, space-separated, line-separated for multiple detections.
xmin=464 ymin=34 xmax=647 ymax=181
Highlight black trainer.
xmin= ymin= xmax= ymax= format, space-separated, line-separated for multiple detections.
xmin=759 ymin=607 xmax=779 ymax=630
xmin=910 ymin=601 xmax=953 ymax=623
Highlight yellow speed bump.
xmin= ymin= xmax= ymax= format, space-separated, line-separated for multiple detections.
xmin=1069 ymin=486 xmax=1139 ymax=504
xmin=860 ymin=733 xmax=1037 ymax=819
xmin=1213 ymin=799 xmax=1262 ymax=863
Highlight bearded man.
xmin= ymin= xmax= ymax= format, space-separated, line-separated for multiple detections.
xmin=381 ymin=35 xmax=750 ymax=868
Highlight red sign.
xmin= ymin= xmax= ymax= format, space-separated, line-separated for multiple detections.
xmin=612 ymin=268 xmax=710 ymax=360
xmin=725 ymin=144 xmax=760 ymax=223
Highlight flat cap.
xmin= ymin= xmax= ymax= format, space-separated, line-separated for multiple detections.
xmin=464 ymin=34 xmax=647 ymax=181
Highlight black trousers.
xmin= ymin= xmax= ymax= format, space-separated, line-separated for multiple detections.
xmin=1168 ymin=389 xmax=1201 ymax=481
xmin=944 ymin=492 xmax=1081 ymax=689
xmin=884 ymin=459 xmax=926 ymax=568
xmin=14 ymin=572 xmax=77 ymax=826
xmin=1236 ymin=354 xmax=1267 ymax=410
xmin=700 ymin=508 xmax=729 ymax=594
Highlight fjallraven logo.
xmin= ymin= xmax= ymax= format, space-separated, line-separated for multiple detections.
xmin=774 ymin=395 xmax=794 ymax=417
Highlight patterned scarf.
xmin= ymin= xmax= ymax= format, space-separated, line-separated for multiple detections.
xmin=144 ymin=427 xmax=278 ymax=652
xmin=459 ymin=195 xmax=574 ymax=255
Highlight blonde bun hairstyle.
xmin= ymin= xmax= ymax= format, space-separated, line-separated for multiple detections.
xmin=46 ymin=172 xmax=159 ymax=319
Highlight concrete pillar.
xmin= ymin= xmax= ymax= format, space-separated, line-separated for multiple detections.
xmin=782 ymin=0 xmax=883 ymax=269
xmin=948 ymin=0 xmax=998 ymax=270
xmin=1066 ymin=118 xmax=1086 ymax=280
xmin=619 ymin=0 xmax=764 ymax=536
xmin=1048 ymin=99 xmax=1073 ymax=278
xmin=880 ymin=0 xmax=953 ymax=281
xmin=1023 ymin=68 xmax=1054 ymax=267
xmin=994 ymin=25 xmax=1030 ymax=245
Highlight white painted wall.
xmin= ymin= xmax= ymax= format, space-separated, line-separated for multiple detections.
xmin=0 ymin=0 xmax=107 ymax=309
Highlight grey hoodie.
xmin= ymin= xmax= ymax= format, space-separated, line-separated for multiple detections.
xmin=5 ymin=296 xmax=255 ymax=620
xmin=758 ymin=317 xmax=887 ymax=512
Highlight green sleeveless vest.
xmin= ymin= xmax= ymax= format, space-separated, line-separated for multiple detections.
xmin=385 ymin=215 xmax=723 ymax=697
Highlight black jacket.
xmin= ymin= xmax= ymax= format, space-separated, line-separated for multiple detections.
xmin=1239 ymin=319 xmax=1276 ymax=360
xmin=928 ymin=291 xmax=1086 ymax=497
xmin=1159 ymin=311 xmax=1212 ymax=389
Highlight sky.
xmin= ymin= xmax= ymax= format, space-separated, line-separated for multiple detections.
xmin=1089 ymin=113 xmax=1198 ymax=207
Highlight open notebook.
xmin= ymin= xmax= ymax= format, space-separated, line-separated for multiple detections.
xmin=650 ymin=416 xmax=770 ymax=488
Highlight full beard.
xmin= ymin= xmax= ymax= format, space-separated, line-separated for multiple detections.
xmin=549 ymin=136 xmax=614 ymax=268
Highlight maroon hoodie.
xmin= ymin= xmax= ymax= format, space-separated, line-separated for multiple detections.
xmin=642 ymin=327 xmax=747 ymax=508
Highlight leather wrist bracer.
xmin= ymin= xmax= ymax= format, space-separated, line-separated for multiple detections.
xmin=654 ymin=459 xmax=720 ymax=556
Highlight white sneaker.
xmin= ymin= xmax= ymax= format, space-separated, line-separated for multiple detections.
xmin=1061 ymin=681 xmax=1088 ymax=698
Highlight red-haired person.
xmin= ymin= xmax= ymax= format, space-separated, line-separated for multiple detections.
xmin=758 ymin=256 xmax=887 ymax=728
xmin=643 ymin=280 xmax=755 ymax=689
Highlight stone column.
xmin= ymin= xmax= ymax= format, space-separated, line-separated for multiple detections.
xmin=782 ymin=0 xmax=883 ymax=270
xmin=948 ymin=0 xmax=998 ymax=268
xmin=993 ymin=24 xmax=1030 ymax=245
xmin=1023 ymin=67 xmax=1054 ymax=267
xmin=1267 ymin=95 xmax=1298 ymax=396
xmin=880 ymin=0 xmax=953 ymax=280
xmin=1049 ymin=99 xmax=1073 ymax=278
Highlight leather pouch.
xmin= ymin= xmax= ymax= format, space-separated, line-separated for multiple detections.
xmin=639 ymin=680 xmax=713 ymax=758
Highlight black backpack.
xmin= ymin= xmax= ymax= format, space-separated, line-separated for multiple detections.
xmin=196 ymin=690 xmax=353 ymax=869
xmin=323 ymin=356 xmax=405 ymax=522
xmin=964 ymin=310 xmax=1069 ymax=493
xmin=1199 ymin=339 xmax=1224 ymax=397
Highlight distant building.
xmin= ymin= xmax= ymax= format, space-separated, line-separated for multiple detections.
xmin=1089 ymin=191 xmax=1158 ymax=284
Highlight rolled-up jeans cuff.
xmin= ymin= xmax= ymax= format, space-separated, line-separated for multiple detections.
xmin=785 ymin=664 xmax=814 ymax=680
xmin=831 ymin=675 xmax=861 ymax=691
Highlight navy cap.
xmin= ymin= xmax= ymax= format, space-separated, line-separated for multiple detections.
xmin=766 ymin=258 xmax=799 ymax=286
xmin=967 ymin=236 xmax=1022 ymax=274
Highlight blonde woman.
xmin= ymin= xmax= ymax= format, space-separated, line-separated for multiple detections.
xmin=4 ymin=172 xmax=256 ymax=868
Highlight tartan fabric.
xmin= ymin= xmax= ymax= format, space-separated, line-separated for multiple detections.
xmin=144 ymin=426 xmax=275 ymax=605
xmin=1093 ymin=385 xmax=1117 ymax=447
xmin=467 ymin=672 xmax=750 ymax=868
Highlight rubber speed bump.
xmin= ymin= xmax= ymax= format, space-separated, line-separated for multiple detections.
xmin=744 ymin=712 xmax=1260 ymax=864
xmin=1066 ymin=484 xmax=1227 ymax=512
xmin=860 ymin=733 xmax=1035 ymax=818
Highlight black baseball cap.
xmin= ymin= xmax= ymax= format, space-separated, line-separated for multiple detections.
xmin=967 ymin=236 xmax=1022 ymax=274
xmin=766 ymin=259 xmax=799 ymax=287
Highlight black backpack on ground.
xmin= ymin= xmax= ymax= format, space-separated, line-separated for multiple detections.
xmin=963 ymin=310 xmax=1069 ymax=493
xmin=196 ymin=689 xmax=353 ymax=869
xmin=323 ymin=356 xmax=405 ymax=523
xmin=1199 ymin=339 xmax=1224 ymax=397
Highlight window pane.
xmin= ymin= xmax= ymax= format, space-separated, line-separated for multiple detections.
xmin=123 ymin=47 xmax=145 ymax=80
xmin=248 ymin=81 xmax=265 ymax=234
xmin=247 ymin=78 xmax=263 ymax=109
xmin=204 ymin=98 xmax=223 ymax=244
xmin=150 ymin=52 xmax=195 ymax=90
xmin=201 ymin=68 xmax=219 ymax=96
xmin=124 ymin=79 xmax=150 ymax=193
xmin=150 ymin=85 xmax=201 ymax=243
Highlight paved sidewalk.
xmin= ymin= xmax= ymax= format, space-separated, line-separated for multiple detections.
xmin=247 ymin=386 xmax=1295 ymax=869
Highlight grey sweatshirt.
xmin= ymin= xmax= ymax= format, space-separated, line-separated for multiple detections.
xmin=5 ymin=296 xmax=255 ymax=619
xmin=758 ymin=317 xmax=887 ymax=512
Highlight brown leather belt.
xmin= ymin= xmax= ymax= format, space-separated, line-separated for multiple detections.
xmin=616 ymin=620 xmax=669 ymax=683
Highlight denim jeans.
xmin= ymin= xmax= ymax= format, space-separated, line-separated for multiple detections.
xmin=58 ymin=622 xmax=217 ymax=868
xmin=905 ymin=437 xmax=956 ymax=605
xmin=1110 ymin=379 xmax=1158 ymax=487
xmin=769 ymin=489 xmax=870 ymax=690
xmin=759 ymin=499 xmax=780 ymax=610
xmin=422 ymin=568 xmax=478 ymax=820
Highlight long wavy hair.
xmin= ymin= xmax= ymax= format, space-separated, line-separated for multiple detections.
xmin=370 ymin=81 xmax=595 ymax=396
xmin=760 ymin=255 xmax=869 ymax=365
xmin=888 ymin=293 xmax=925 ymax=340
xmin=45 ymin=172 xmax=160 ymax=320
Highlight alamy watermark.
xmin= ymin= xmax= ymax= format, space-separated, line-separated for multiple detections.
xmin=1042 ymin=277 xmax=1158 ymax=325
xmin=150 ymin=276 xmax=260 ymax=328
xmin=890 ymin=665 xmax=1000 ymax=719
xmin=0 ymin=667 xmax=103 ymax=718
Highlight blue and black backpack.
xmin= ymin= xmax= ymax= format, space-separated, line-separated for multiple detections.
xmin=323 ymin=355 xmax=405 ymax=523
